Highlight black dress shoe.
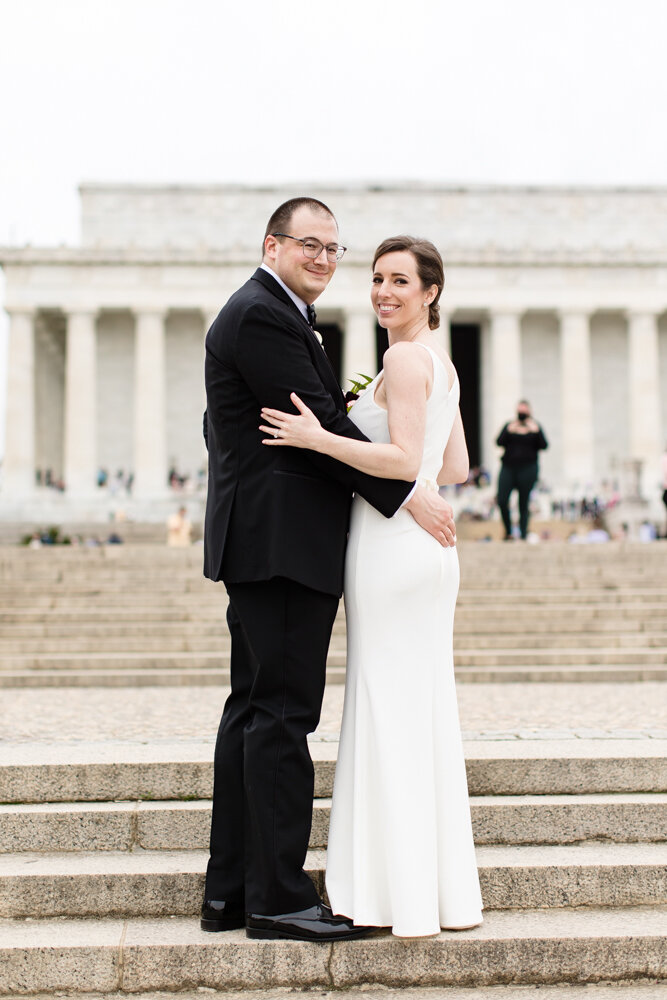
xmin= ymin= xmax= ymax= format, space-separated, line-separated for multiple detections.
xmin=200 ymin=898 xmax=245 ymax=932
xmin=246 ymin=902 xmax=375 ymax=941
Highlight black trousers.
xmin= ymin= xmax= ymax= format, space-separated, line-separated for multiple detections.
xmin=497 ymin=462 xmax=538 ymax=539
xmin=204 ymin=576 xmax=339 ymax=914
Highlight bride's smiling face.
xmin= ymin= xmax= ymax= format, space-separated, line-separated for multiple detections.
xmin=371 ymin=251 xmax=435 ymax=331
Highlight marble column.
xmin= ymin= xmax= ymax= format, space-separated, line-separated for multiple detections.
xmin=64 ymin=311 xmax=97 ymax=495
xmin=489 ymin=311 xmax=522 ymax=442
xmin=627 ymin=311 xmax=662 ymax=497
xmin=559 ymin=311 xmax=594 ymax=490
xmin=203 ymin=308 xmax=219 ymax=336
xmin=342 ymin=309 xmax=378 ymax=387
xmin=3 ymin=310 xmax=35 ymax=495
xmin=133 ymin=310 xmax=167 ymax=498
xmin=202 ymin=308 xmax=219 ymax=386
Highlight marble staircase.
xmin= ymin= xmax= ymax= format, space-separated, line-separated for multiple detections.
xmin=1 ymin=542 xmax=666 ymax=687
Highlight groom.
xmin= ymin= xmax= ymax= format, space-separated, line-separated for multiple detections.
xmin=201 ymin=196 xmax=456 ymax=941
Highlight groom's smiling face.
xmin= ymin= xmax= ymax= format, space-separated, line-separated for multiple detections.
xmin=264 ymin=206 xmax=339 ymax=305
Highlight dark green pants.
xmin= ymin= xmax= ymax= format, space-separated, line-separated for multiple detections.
xmin=497 ymin=463 xmax=538 ymax=539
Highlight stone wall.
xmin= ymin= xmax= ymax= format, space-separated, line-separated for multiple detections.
xmin=79 ymin=184 xmax=667 ymax=259
xmin=165 ymin=311 xmax=207 ymax=480
xmin=96 ymin=312 xmax=134 ymax=476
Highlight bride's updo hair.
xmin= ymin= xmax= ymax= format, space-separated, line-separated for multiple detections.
xmin=372 ymin=236 xmax=445 ymax=331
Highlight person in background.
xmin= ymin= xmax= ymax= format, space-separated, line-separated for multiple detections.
xmin=638 ymin=520 xmax=657 ymax=543
xmin=586 ymin=515 xmax=610 ymax=543
xmin=167 ymin=506 xmax=192 ymax=547
xmin=496 ymin=400 xmax=548 ymax=540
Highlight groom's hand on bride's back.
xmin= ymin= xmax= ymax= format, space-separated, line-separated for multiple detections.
xmin=405 ymin=486 xmax=457 ymax=547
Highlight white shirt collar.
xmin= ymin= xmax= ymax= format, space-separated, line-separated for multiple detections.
xmin=260 ymin=262 xmax=309 ymax=321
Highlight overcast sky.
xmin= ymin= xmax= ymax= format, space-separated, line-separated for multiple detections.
xmin=1 ymin=0 xmax=667 ymax=455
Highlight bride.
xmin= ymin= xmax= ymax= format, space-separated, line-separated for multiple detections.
xmin=260 ymin=235 xmax=483 ymax=937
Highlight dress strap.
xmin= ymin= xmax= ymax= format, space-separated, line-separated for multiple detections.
xmin=412 ymin=342 xmax=438 ymax=378
xmin=412 ymin=342 xmax=456 ymax=392
xmin=412 ymin=342 xmax=437 ymax=359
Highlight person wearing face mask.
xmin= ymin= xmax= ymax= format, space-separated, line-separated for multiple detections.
xmin=495 ymin=401 xmax=548 ymax=540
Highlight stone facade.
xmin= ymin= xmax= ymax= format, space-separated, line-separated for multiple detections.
xmin=1 ymin=183 xmax=667 ymax=517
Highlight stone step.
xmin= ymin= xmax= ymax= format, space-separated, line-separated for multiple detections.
xmin=6 ymin=571 xmax=667 ymax=586
xmin=4 ymin=617 xmax=664 ymax=637
xmin=2 ymin=591 xmax=665 ymax=611
xmin=455 ymin=605 xmax=666 ymax=621
xmin=5 ymin=540 xmax=661 ymax=555
xmin=0 ymin=651 xmax=344 ymax=670
xmin=454 ymin=634 xmax=667 ymax=649
xmin=2 ymin=740 xmax=665 ymax=804
xmin=7 ymin=561 xmax=667 ymax=581
xmin=1 ymin=843 xmax=666 ymax=918
xmin=0 ymin=608 xmax=663 ymax=627
xmin=453 ymin=665 xmax=667 ymax=682
xmin=7 ymin=561 xmax=667 ymax=577
xmin=2 ymin=648 xmax=665 ymax=671
xmin=0 ymin=667 xmax=241 ymax=688
xmin=0 ymin=608 xmax=667 ymax=649
xmin=0 ymin=523 xmax=170 ymax=545
xmin=8 ymin=550 xmax=666 ymax=567
xmin=5 ymin=987 xmax=664 ymax=1000
xmin=3 ymin=634 xmax=666 ymax=656
xmin=8 ymin=570 xmax=666 ymax=586
xmin=0 ymin=637 xmax=344 ymax=654
xmin=9 ymin=548 xmax=662 ymax=561
xmin=454 ymin=649 xmax=667 ymax=666
xmin=457 ymin=591 xmax=667 ymax=604
xmin=6 ymin=583 xmax=666 ymax=599
xmin=4 ymin=663 xmax=667 ymax=686
xmin=2 ymin=623 xmax=666 ymax=644
xmin=0 ymin=609 xmax=226 ymax=623
xmin=0 ymin=595 xmax=223 ymax=609
xmin=6 ymin=663 xmax=667 ymax=687
xmin=1 ymin=574 xmax=174 ymax=593
xmin=8 ymin=547 xmax=666 ymax=565
xmin=2 ymin=792 xmax=665 ymax=854
xmin=10 ymin=576 xmax=667 ymax=591
xmin=0 ymin=907 xmax=665 ymax=993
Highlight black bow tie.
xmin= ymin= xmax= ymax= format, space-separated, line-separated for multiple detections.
xmin=306 ymin=305 xmax=317 ymax=329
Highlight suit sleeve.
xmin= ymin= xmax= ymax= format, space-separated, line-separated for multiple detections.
xmin=230 ymin=302 xmax=413 ymax=516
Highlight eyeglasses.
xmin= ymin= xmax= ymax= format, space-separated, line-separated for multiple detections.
xmin=272 ymin=233 xmax=347 ymax=262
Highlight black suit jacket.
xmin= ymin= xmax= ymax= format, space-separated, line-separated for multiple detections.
xmin=203 ymin=267 xmax=413 ymax=595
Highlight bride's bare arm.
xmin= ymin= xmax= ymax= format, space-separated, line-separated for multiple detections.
xmin=437 ymin=409 xmax=469 ymax=485
xmin=260 ymin=341 xmax=430 ymax=481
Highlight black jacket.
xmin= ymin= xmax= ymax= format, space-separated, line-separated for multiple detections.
xmin=496 ymin=422 xmax=548 ymax=466
xmin=203 ymin=267 xmax=413 ymax=595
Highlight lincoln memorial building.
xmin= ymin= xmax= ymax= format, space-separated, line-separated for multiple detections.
xmin=1 ymin=183 xmax=667 ymax=519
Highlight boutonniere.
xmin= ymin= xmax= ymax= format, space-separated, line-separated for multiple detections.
xmin=313 ymin=329 xmax=324 ymax=347
xmin=345 ymin=372 xmax=374 ymax=412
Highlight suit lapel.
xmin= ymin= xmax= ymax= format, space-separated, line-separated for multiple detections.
xmin=252 ymin=267 xmax=304 ymax=317
xmin=251 ymin=268 xmax=346 ymax=410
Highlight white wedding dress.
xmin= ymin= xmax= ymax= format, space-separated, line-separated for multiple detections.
xmin=325 ymin=343 xmax=483 ymax=937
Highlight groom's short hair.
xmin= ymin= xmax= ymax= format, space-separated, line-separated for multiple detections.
xmin=263 ymin=197 xmax=337 ymax=250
